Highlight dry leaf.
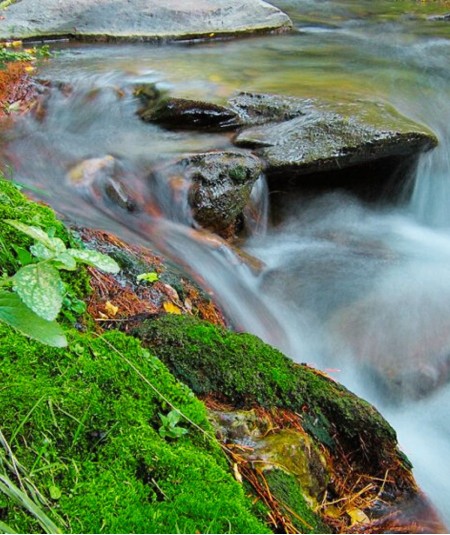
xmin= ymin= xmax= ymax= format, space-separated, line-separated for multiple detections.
xmin=104 ymin=301 xmax=119 ymax=317
xmin=347 ymin=507 xmax=369 ymax=526
xmin=163 ymin=301 xmax=182 ymax=315
xmin=233 ymin=463 xmax=243 ymax=483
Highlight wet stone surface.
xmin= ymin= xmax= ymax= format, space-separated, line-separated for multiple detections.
xmin=0 ymin=0 xmax=292 ymax=41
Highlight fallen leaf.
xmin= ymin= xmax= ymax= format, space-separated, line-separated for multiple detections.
xmin=233 ymin=463 xmax=243 ymax=483
xmin=163 ymin=302 xmax=182 ymax=315
xmin=347 ymin=507 xmax=369 ymax=526
xmin=104 ymin=301 xmax=119 ymax=317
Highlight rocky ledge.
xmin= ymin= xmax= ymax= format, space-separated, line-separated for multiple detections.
xmin=137 ymin=88 xmax=438 ymax=201
xmin=0 ymin=0 xmax=292 ymax=42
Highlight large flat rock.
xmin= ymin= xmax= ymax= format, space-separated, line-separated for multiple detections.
xmin=0 ymin=0 xmax=292 ymax=41
xmin=232 ymin=93 xmax=438 ymax=181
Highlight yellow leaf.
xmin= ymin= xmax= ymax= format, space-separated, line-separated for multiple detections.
xmin=233 ymin=463 xmax=243 ymax=483
xmin=11 ymin=40 xmax=23 ymax=48
xmin=347 ymin=507 xmax=369 ymax=526
xmin=104 ymin=301 xmax=119 ymax=317
xmin=163 ymin=302 xmax=182 ymax=315
xmin=24 ymin=65 xmax=35 ymax=73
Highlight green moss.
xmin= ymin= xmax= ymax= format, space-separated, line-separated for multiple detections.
xmin=264 ymin=469 xmax=329 ymax=534
xmin=134 ymin=314 xmax=398 ymax=466
xmin=229 ymin=165 xmax=247 ymax=183
xmin=0 ymin=324 xmax=270 ymax=533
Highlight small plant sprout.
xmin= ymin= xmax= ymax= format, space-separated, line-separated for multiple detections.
xmin=158 ymin=410 xmax=189 ymax=440
xmin=137 ymin=271 xmax=159 ymax=284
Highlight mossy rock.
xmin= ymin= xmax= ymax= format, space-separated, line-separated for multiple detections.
xmin=0 ymin=324 xmax=270 ymax=534
xmin=133 ymin=314 xmax=401 ymax=472
xmin=264 ymin=469 xmax=328 ymax=534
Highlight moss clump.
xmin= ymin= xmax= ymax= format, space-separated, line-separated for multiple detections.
xmin=133 ymin=314 xmax=398 ymax=467
xmin=264 ymin=469 xmax=329 ymax=534
xmin=0 ymin=323 xmax=270 ymax=534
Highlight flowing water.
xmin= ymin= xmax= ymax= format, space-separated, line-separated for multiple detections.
xmin=2 ymin=0 xmax=450 ymax=526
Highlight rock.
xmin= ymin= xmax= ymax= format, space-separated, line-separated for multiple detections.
xmin=428 ymin=13 xmax=450 ymax=21
xmin=133 ymin=314 xmax=447 ymax=534
xmin=328 ymin=281 xmax=450 ymax=403
xmin=135 ymin=85 xmax=237 ymax=131
xmin=76 ymin=227 xmax=227 ymax=328
xmin=66 ymin=155 xmax=138 ymax=212
xmin=155 ymin=151 xmax=263 ymax=237
xmin=231 ymin=92 xmax=438 ymax=193
xmin=0 ymin=0 xmax=292 ymax=41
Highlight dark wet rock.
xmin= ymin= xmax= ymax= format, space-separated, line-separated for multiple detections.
xmin=232 ymin=92 xmax=438 ymax=188
xmin=0 ymin=0 xmax=292 ymax=42
xmin=428 ymin=13 xmax=450 ymax=21
xmin=135 ymin=85 xmax=237 ymax=131
xmin=157 ymin=151 xmax=263 ymax=237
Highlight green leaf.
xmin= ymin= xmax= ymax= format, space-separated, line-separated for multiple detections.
xmin=4 ymin=220 xmax=56 ymax=249
xmin=53 ymin=252 xmax=77 ymax=271
xmin=30 ymin=242 xmax=55 ymax=261
xmin=0 ymin=291 xmax=67 ymax=347
xmin=137 ymin=271 xmax=159 ymax=283
xmin=47 ymin=237 xmax=66 ymax=254
xmin=67 ymin=249 xmax=120 ymax=274
xmin=13 ymin=263 xmax=64 ymax=321
xmin=12 ymin=245 xmax=34 ymax=266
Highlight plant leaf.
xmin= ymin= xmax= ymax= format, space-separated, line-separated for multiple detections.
xmin=47 ymin=237 xmax=66 ymax=253
xmin=53 ymin=252 xmax=77 ymax=271
xmin=13 ymin=264 xmax=64 ymax=321
xmin=5 ymin=220 xmax=56 ymax=249
xmin=0 ymin=291 xmax=67 ymax=347
xmin=137 ymin=272 xmax=159 ymax=283
xmin=30 ymin=242 xmax=55 ymax=261
xmin=67 ymin=249 xmax=120 ymax=273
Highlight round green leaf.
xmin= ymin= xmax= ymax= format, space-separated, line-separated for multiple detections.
xmin=13 ymin=263 xmax=64 ymax=321
xmin=0 ymin=291 xmax=67 ymax=347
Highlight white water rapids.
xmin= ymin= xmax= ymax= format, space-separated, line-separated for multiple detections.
xmin=2 ymin=1 xmax=450 ymax=526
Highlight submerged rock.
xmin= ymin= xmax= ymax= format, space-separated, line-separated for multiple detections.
xmin=231 ymin=92 xmax=438 ymax=189
xmin=155 ymin=151 xmax=263 ymax=237
xmin=0 ymin=0 xmax=292 ymax=41
xmin=66 ymin=155 xmax=138 ymax=212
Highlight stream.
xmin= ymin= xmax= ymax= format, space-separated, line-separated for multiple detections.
xmin=1 ymin=0 xmax=450 ymax=526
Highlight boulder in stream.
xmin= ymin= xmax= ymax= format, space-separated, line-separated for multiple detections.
xmin=0 ymin=0 xmax=292 ymax=41
xmin=154 ymin=151 xmax=263 ymax=237
xmin=231 ymin=92 xmax=438 ymax=195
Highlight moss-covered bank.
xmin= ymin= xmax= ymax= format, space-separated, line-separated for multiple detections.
xmin=133 ymin=314 xmax=401 ymax=472
xmin=0 ymin=177 xmax=269 ymax=533
xmin=0 ymin=324 xmax=269 ymax=533
xmin=0 ymin=175 xmax=442 ymax=533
